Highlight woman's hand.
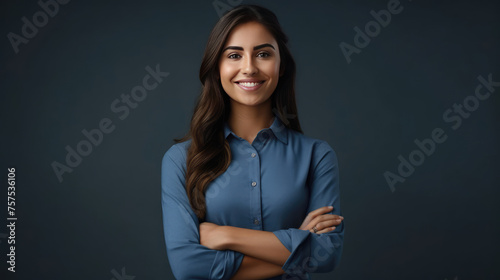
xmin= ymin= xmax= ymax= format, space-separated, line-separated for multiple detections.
xmin=199 ymin=222 xmax=228 ymax=250
xmin=299 ymin=206 xmax=343 ymax=234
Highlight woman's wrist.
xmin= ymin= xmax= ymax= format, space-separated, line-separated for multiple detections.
xmin=218 ymin=225 xmax=235 ymax=250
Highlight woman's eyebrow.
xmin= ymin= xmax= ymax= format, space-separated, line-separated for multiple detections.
xmin=222 ymin=43 xmax=275 ymax=52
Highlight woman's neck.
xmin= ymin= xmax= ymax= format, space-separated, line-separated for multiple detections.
xmin=228 ymin=100 xmax=274 ymax=145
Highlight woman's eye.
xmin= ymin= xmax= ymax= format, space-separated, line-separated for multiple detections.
xmin=257 ymin=52 xmax=270 ymax=58
xmin=228 ymin=53 xmax=241 ymax=59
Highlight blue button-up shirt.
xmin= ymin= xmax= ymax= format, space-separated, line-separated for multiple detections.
xmin=161 ymin=113 xmax=344 ymax=279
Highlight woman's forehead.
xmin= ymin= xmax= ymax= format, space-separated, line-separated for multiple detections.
xmin=224 ymin=22 xmax=278 ymax=48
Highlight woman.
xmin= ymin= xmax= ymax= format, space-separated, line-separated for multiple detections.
xmin=161 ymin=5 xmax=344 ymax=279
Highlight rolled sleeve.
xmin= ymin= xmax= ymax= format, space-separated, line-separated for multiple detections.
xmin=272 ymin=141 xmax=344 ymax=275
xmin=161 ymin=144 xmax=244 ymax=280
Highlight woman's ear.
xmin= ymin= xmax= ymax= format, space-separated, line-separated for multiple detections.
xmin=279 ymin=62 xmax=285 ymax=77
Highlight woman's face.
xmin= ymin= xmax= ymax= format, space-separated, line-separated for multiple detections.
xmin=219 ymin=21 xmax=281 ymax=108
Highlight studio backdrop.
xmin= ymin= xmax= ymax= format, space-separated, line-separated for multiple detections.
xmin=1 ymin=0 xmax=499 ymax=279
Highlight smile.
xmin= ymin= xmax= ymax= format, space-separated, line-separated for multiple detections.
xmin=235 ymin=81 xmax=265 ymax=91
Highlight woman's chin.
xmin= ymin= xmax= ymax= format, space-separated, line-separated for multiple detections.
xmin=234 ymin=99 xmax=269 ymax=108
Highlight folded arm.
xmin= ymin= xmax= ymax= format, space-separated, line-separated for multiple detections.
xmin=200 ymin=222 xmax=290 ymax=266
xmin=201 ymin=206 xmax=343 ymax=277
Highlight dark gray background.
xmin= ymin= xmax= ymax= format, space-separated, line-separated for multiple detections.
xmin=1 ymin=0 xmax=499 ymax=279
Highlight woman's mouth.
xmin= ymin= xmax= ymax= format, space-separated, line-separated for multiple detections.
xmin=235 ymin=81 xmax=265 ymax=91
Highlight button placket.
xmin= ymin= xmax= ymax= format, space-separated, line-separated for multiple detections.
xmin=248 ymin=146 xmax=262 ymax=230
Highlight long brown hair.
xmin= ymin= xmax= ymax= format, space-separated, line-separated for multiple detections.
xmin=175 ymin=4 xmax=302 ymax=221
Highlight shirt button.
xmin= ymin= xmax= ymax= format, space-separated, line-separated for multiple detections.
xmin=251 ymin=181 xmax=257 ymax=187
xmin=251 ymin=153 xmax=256 ymax=158
xmin=253 ymin=219 xmax=260 ymax=225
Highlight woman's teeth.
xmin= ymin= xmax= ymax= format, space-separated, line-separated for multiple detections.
xmin=239 ymin=82 xmax=262 ymax=87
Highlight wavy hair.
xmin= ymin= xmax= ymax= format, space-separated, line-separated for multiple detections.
xmin=175 ymin=4 xmax=302 ymax=221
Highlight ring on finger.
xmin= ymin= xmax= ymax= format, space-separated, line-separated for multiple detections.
xmin=312 ymin=226 xmax=318 ymax=233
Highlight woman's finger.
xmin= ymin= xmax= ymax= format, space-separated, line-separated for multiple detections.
xmin=307 ymin=206 xmax=334 ymax=219
xmin=311 ymin=226 xmax=336 ymax=234
xmin=308 ymin=214 xmax=343 ymax=229
xmin=300 ymin=206 xmax=334 ymax=229
xmin=316 ymin=219 xmax=341 ymax=230
xmin=306 ymin=219 xmax=339 ymax=233
xmin=312 ymin=214 xmax=343 ymax=223
xmin=306 ymin=216 xmax=343 ymax=232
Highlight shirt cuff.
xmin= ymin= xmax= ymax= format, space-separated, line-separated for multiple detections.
xmin=273 ymin=228 xmax=311 ymax=273
xmin=209 ymin=249 xmax=245 ymax=280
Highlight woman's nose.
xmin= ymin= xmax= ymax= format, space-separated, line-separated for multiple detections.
xmin=241 ymin=56 xmax=258 ymax=76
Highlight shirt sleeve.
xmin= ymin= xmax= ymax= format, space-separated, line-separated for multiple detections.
xmin=161 ymin=144 xmax=244 ymax=280
xmin=272 ymin=141 xmax=344 ymax=275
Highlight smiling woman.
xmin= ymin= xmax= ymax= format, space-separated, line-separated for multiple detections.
xmin=219 ymin=22 xmax=280 ymax=110
xmin=161 ymin=5 xmax=344 ymax=280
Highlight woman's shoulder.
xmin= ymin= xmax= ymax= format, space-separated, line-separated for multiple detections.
xmin=162 ymin=140 xmax=191 ymax=167
xmin=161 ymin=140 xmax=191 ymax=192
xmin=288 ymin=131 xmax=339 ymax=172
xmin=288 ymin=129 xmax=337 ymax=156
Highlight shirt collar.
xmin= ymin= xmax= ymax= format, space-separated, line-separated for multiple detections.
xmin=223 ymin=112 xmax=288 ymax=144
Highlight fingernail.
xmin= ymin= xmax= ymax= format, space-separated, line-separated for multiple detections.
xmin=339 ymin=216 xmax=344 ymax=219
xmin=331 ymin=227 xmax=336 ymax=230
xmin=328 ymin=206 xmax=333 ymax=209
